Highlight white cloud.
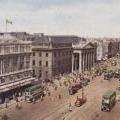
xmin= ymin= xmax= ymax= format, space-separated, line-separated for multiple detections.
xmin=0 ymin=0 xmax=120 ymax=37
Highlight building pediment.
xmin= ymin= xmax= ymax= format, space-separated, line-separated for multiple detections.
xmin=73 ymin=42 xmax=96 ymax=49
xmin=83 ymin=43 xmax=95 ymax=49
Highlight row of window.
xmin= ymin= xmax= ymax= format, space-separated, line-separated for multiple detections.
xmin=54 ymin=51 xmax=72 ymax=57
xmin=33 ymin=52 xmax=48 ymax=57
xmin=38 ymin=70 xmax=48 ymax=78
xmin=32 ymin=51 xmax=72 ymax=57
xmin=32 ymin=60 xmax=48 ymax=67
xmin=32 ymin=59 xmax=71 ymax=67
xmin=0 ymin=45 xmax=31 ymax=54
xmin=33 ymin=70 xmax=48 ymax=78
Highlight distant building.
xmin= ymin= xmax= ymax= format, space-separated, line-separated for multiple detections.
xmin=108 ymin=41 xmax=119 ymax=58
xmin=88 ymin=38 xmax=120 ymax=61
xmin=72 ymin=41 xmax=97 ymax=72
xmin=0 ymin=34 xmax=35 ymax=102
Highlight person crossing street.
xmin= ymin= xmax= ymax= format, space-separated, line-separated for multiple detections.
xmin=69 ymin=103 xmax=72 ymax=112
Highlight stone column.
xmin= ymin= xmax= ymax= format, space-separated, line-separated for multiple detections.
xmin=85 ymin=52 xmax=88 ymax=70
xmin=0 ymin=59 xmax=2 ymax=74
xmin=88 ymin=52 xmax=90 ymax=70
xmin=89 ymin=52 xmax=91 ymax=70
xmin=84 ymin=53 xmax=86 ymax=71
xmin=86 ymin=52 xmax=89 ymax=71
xmin=90 ymin=52 xmax=92 ymax=67
xmin=91 ymin=52 xmax=94 ymax=68
xmin=92 ymin=52 xmax=95 ymax=67
xmin=89 ymin=52 xmax=92 ymax=70
xmin=86 ymin=51 xmax=89 ymax=70
xmin=79 ymin=51 xmax=82 ymax=73
xmin=72 ymin=53 xmax=74 ymax=73
xmin=82 ymin=52 xmax=84 ymax=72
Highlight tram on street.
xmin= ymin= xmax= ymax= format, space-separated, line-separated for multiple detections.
xmin=25 ymin=84 xmax=44 ymax=102
xmin=101 ymin=90 xmax=116 ymax=112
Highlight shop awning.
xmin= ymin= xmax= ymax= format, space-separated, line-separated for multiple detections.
xmin=0 ymin=77 xmax=36 ymax=93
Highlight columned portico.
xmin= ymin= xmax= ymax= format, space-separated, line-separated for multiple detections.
xmin=72 ymin=42 xmax=97 ymax=73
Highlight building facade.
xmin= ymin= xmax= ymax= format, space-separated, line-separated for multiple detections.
xmin=0 ymin=34 xmax=35 ymax=102
xmin=72 ymin=42 xmax=97 ymax=72
xmin=32 ymin=35 xmax=76 ymax=80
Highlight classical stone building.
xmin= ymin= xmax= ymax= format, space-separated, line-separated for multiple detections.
xmin=72 ymin=42 xmax=97 ymax=72
xmin=32 ymin=34 xmax=98 ymax=79
xmin=32 ymin=35 xmax=78 ymax=80
xmin=0 ymin=34 xmax=35 ymax=101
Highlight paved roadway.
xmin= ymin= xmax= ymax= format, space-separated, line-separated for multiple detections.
xmin=0 ymin=76 xmax=120 ymax=120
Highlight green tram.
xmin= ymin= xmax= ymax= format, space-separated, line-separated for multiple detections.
xmin=101 ymin=90 xmax=116 ymax=112
xmin=25 ymin=84 xmax=44 ymax=102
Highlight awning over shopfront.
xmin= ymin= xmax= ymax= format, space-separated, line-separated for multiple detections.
xmin=0 ymin=77 xmax=35 ymax=93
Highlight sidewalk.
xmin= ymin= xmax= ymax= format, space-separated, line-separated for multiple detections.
xmin=0 ymin=96 xmax=25 ymax=110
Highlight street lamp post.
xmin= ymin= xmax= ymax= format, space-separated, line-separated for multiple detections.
xmin=79 ymin=75 xmax=84 ymax=100
xmin=82 ymin=85 xmax=84 ymax=100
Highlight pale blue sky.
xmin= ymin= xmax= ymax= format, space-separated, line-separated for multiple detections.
xmin=0 ymin=0 xmax=120 ymax=37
